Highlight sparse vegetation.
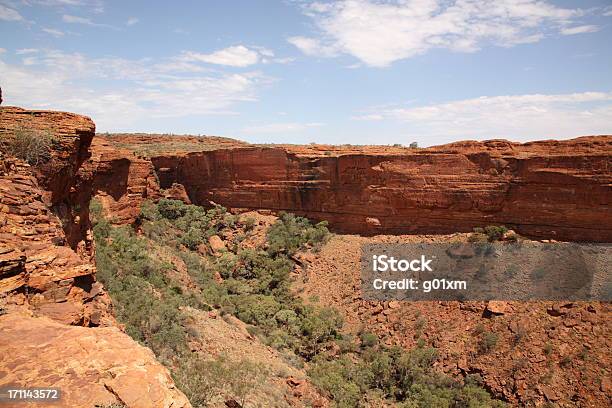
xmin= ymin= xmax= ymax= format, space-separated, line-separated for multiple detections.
xmin=174 ymin=355 xmax=264 ymax=407
xmin=484 ymin=225 xmax=508 ymax=242
xmin=5 ymin=128 xmax=57 ymax=165
xmin=479 ymin=331 xmax=499 ymax=353
xmin=469 ymin=225 xmax=512 ymax=243
xmin=309 ymin=345 xmax=505 ymax=407
xmin=359 ymin=332 xmax=378 ymax=348
xmin=91 ymin=198 xmax=502 ymax=407
xmin=530 ymin=267 xmax=546 ymax=281
xmin=511 ymin=324 xmax=526 ymax=346
xmin=544 ymin=342 xmax=554 ymax=356
xmin=267 ymin=211 xmax=330 ymax=255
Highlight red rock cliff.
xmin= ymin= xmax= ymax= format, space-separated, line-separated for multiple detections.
xmin=139 ymin=137 xmax=611 ymax=242
xmin=0 ymin=107 xmax=191 ymax=408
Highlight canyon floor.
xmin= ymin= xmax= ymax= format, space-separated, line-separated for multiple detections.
xmin=0 ymin=106 xmax=610 ymax=407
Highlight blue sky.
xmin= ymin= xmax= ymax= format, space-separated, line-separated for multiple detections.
xmin=1 ymin=0 xmax=611 ymax=146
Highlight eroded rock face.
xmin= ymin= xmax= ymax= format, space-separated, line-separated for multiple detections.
xmin=0 ymin=311 xmax=190 ymax=408
xmin=0 ymin=152 xmax=112 ymax=326
xmin=0 ymin=106 xmax=96 ymax=247
xmin=79 ymin=137 xmax=162 ymax=226
xmin=0 ymin=107 xmax=192 ymax=408
xmin=100 ymin=135 xmax=611 ymax=242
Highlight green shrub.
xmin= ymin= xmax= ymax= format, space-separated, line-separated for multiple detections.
xmin=484 ymin=225 xmax=508 ymax=242
xmin=335 ymin=334 xmax=358 ymax=354
xmin=242 ymin=216 xmax=257 ymax=231
xmin=139 ymin=200 xmax=161 ymax=221
xmin=267 ymin=212 xmax=329 ymax=256
xmin=180 ymin=227 xmax=204 ymax=250
xmin=309 ymin=344 xmax=505 ymax=408
xmin=157 ymin=198 xmax=189 ymax=220
xmin=6 ymin=129 xmax=56 ymax=165
xmin=214 ymin=252 xmax=238 ymax=279
xmin=300 ymin=307 xmax=343 ymax=358
xmin=360 ymin=332 xmax=378 ymax=348
xmin=233 ymin=294 xmax=282 ymax=326
xmin=274 ymin=309 xmax=299 ymax=328
xmin=309 ymin=357 xmax=364 ymax=407
xmin=173 ymin=355 xmax=264 ymax=408
xmin=479 ymin=331 xmax=499 ymax=353
xmin=90 ymin=199 xmax=111 ymax=241
xmin=468 ymin=232 xmax=489 ymax=243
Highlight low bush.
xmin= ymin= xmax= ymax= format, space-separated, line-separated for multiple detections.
xmin=359 ymin=332 xmax=378 ymax=348
xmin=479 ymin=331 xmax=499 ymax=353
xmin=173 ymin=355 xmax=265 ymax=408
xmin=266 ymin=212 xmax=329 ymax=256
xmin=309 ymin=345 xmax=505 ymax=407
xmin=484 ymin=225 xmax=508 ymax=242
xmin=157 ymin=198 xmax=189 ymax=220
xmin=6 ymin=128 xmax=56 ymax=165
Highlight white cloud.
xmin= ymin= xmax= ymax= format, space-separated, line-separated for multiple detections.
xmin=62 ymin=13 xmax=115 ymax=28
xmin=180 ymin=45 xmax=291 ymax=67
xmin=354 ymin=92 xmax=612 ymax=143
xmin=560 ymin=25 xmax=599 ymax=35
xmin=0 ymin=4 xmax=23 ymax=21
xmin=0 ymin=48 xmax=6 ymax=54
xmin=242 ymin=122 xmax=324 ymax=134
xmin=62 ymin=14 xmax=93 ymax=24
xmin=42 ymin=28 xmax=65 ymax=37
xmin=352 ymin=113 xmax=383 ymax=121
xmin=183 ymin=46 xmax=261 ymax=67
xmin=290 ymin=0 xmax=593 ymax=67
xmin=16 ymin=48 xmax=39 ymax=55
xmin=22 ymin=57 xmax=37 ymax=66
xmin=287 ymin=36 xmax=339 ymax=57
xmin=37 ymin=0 xmax=89 ymax=5
xmin=126 ymin=17 xmax=139 ymax=26
xmin=34 ymin=0 xmax=104 ymax=11
xmin=0 ymin=49 xmax=271 ymax=129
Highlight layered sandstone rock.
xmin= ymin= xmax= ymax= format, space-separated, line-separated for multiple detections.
xmin=0 ymin=152 xmax=111 ymax=326
xmin=79 ymin=137 xmax=162 ymax=226
xmin=0 ymin=107 xmax=191 ymax=408
xmin=98 ymin=134 xmax=611 ymax=242
xmin=0 ymin=106 xmax=96 ymax=247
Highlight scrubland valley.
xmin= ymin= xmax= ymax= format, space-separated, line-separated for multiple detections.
xmin=0 ymin=106 xmax=610 ymax=407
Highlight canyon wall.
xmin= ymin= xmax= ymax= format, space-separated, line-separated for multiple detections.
xmin=0 ymin=107 xmax=191 ymax=408
xmin=145 ymin=137 xmax=611 ymax=242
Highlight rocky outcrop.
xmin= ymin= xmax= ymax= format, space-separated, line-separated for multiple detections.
xmin=0 ymin=311 xmax=190 ymax=408
xmin=78 ymin=137 xmax=162 ymax=226
xmin=0 ymin=107 xmax=191 ymax=408
xmin=0 ymin=151 xmax=111 ymax=326
xmin=103 ymin=135 xmax=611 ymax=242
xmin=0 ymin=106 xmax=96 ymax=247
